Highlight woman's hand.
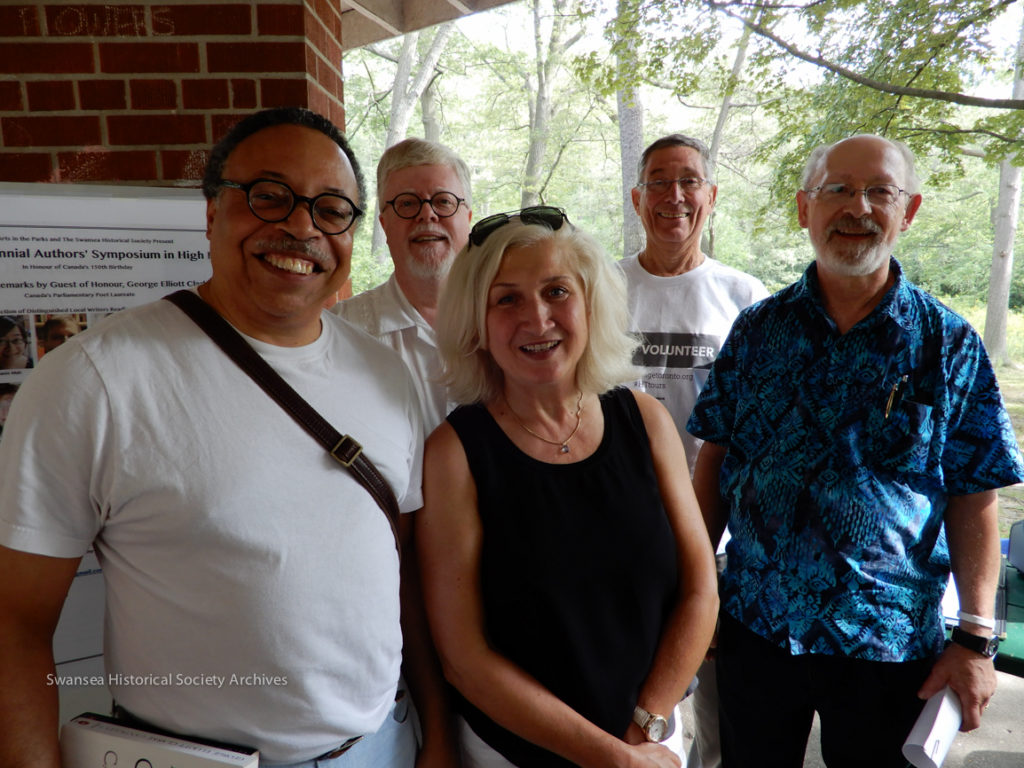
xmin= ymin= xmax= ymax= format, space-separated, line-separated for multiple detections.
xmin=621 ymin=721 xmax=681 ymax=768
xmin=625 ymin=742 xmax=682 ymax=768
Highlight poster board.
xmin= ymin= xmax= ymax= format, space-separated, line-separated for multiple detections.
xmin=0 ymin=181 xmax=211 ymax=721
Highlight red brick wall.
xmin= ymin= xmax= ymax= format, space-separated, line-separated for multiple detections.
xmin=0 ymin=1 xmax=348 ymax=186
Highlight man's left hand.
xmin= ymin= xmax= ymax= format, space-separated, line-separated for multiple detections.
xmin=917 ymin=642 xmax=997 ymax=732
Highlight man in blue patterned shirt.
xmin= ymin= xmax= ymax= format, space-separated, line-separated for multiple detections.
xmin=688 ymin=134 xmax=1024 ymax=768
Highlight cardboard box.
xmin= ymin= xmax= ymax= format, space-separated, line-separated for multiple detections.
xmin=61 ymin=712 xmax=258 ymax=768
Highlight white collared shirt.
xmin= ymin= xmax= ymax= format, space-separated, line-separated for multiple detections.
xmin=333 ymin=273 xmax=454 ymax=432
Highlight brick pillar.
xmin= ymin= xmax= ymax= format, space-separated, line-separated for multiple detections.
xmin=0 ymin=1 xmax=348 ymax=186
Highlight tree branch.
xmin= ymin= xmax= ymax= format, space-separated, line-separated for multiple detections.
xmin=407 ymin=24 xmax=455 ymax=103
xmin=900 ymin=126 xmax=1020 ymax=144
xmin=363 ymin=44 xmax=399 ymax=64
xmin=705 ymin=0 xmax=1024 ymax=110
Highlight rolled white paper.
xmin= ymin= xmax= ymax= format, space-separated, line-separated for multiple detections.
xmin=902 ymin=686 xmax=962 ymax=768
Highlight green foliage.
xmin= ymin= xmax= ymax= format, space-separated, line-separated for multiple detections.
xmin=343 ymin=0 xmax=627 ymax=290
xmin=341 ymin=0 xmax=1023 ymax=317
xmin=349 ymin=236 xmax=393 ymax=294
xmin=581 ymin=0 xmax=1024 ymax=226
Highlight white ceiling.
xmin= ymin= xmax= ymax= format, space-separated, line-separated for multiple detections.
xmin=338 ymin=0 xmax=520 ymax=50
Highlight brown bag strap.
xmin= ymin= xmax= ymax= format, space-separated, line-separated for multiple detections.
xmin=163 ymin=289 xmax=401 ymax=558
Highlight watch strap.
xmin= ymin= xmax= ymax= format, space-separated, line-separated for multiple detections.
xmin=950 ymin=626 xmax=998 ymax=658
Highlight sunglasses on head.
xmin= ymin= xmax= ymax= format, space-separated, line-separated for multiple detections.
xmin=469 ymin=205 xmax=570 ymax=247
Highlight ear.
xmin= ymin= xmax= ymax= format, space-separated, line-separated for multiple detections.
xmin=630 ymin=186 xmax=642 ymax=216
xmin=901 ymin=193 xmax=923 ymax=231
xmin=796 ymin=189 xmax=810 ymax=229
xmin=205 ymin=198 xmax=218 ymax=240
xmin=708 ymin=183 xmax=718 ymax=208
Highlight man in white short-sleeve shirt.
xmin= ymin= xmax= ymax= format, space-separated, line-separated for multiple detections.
xmin=623 ymin=133 xmax=767 ymax=768
xmin=0 ymin=108 xmax=451 ymax=768
xmin=333 ymin=138 xmax=472 ymax=432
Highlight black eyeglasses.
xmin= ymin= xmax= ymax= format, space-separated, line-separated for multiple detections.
xmin=219 ymin=178 xmax=364 ymax=235
xmin=385 ymin=191 xmax=465 ymax=220
xmin=469 ymin=206 xmax=569 ymax=247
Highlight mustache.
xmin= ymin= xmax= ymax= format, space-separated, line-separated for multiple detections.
xmin=252 ymin=239 xmax=332 ymax=267
xmin=827 ymin=215 xmax=882 ymax=237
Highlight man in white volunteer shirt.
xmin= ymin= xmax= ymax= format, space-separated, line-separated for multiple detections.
xmin=334 ymin=138 xmax=472 ymax=431
xmin=0 ymin=107 xmax=452 ymax=768
xmin=622 ymin=133 xmax=768 ymax=768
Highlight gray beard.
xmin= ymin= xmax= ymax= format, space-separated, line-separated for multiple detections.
xmin=405 ymin=252 xmax=454 ymax=281
xmin=816 ymin=238 xmax=890 ymax=276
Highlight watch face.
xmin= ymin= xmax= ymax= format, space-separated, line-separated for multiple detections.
xmin=985 ymin=636 xmax=1000 ymax=657
xmin=647 ymin=716 xmax=668 ymax=742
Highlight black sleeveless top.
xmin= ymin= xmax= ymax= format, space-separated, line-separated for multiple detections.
xmin=447 ymin=387 xmax=679 ymax=768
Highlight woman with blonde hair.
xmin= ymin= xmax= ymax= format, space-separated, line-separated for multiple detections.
xmin=417 ymin=207 xmax=718 ymax=768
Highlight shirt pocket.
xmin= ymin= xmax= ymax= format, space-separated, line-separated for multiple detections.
xmin=868 ymin=396 xmax=935 ymax=479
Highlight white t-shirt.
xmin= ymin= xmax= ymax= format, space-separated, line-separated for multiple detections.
xmin=621 ymin=254 xmax=768 ymax=478
xmin=0 ymin=298 xmax=424 ymax=763
xmin=334 ymin=274 xmax=453 ymax=432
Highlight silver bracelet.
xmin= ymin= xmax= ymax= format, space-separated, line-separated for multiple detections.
xmin=957 ymin=610 xmax=995 ymax=630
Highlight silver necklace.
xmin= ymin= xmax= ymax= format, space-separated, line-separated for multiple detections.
xmin=503 ymin=391 xmax=584 ymax=454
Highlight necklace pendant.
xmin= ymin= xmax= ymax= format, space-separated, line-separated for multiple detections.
xmin=560 ymin=444 xmax=570 ymax=454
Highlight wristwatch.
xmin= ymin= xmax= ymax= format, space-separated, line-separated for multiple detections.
xmin=633 ymin=705 xmax=672 ymax=743
xmin=950 ymin=626 xmax=999 ymax=658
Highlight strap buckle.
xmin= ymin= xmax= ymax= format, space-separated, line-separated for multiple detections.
xmin=330 ymin=435 xmax=363 ymax=467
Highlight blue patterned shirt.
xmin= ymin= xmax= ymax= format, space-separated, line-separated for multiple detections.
xmin=688 ymin=259 xmax=1024 ymax=661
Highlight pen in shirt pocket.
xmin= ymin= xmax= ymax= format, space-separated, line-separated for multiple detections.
xmin=884 ymin=374 xmax=908 ymax=420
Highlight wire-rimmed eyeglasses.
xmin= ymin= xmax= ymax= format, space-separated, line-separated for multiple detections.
xmin=469 ymin=206 xmax=570 ymax=247
xmin=807 ymin=182 xmax=909 ymax=208
xmin=637 ymin=177 xmax=709 ymax=194
xmin=385 ymin=191 xmax=466 ymax=220
xmin=218 ymin=178 xmax=363 ymax=235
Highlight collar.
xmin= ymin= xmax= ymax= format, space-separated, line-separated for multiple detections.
xmin=375 ymin=274 xmax=435 ymax=340
xmin=636 ymin=248 xmax=707 ymax=277
xmin=785 ymin=257 xmax=915 ymax=333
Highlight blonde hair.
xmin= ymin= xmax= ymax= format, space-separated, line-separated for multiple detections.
xmin=437 ymin=217 xmax=640 ymax=404
xmin=376 ymin=137 xmax=472 ymax=209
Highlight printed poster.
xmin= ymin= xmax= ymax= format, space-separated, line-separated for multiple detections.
xmin=0 ymin=182 xmax=210 ymax=721
xmin=0 ymin=181 xmax=210 ymax=392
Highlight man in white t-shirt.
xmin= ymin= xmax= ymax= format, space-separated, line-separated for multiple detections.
xmin=334 ymin=138 xmax=472 ymax=431
xmin=623 ymin=133 xmax=768 ymax=768
xmin=0 ymin=108 xmax=451 ymax=768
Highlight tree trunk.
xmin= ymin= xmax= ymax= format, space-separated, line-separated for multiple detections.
xmin=421 ymin=78 xmax=441 ymax=143
xmin=521 ymin=0 xmax=555 ymax=207
xmin=371 ymin=24 xmax=454 ymax=259
xmin=615 ymin=0 xmax=644 ymax=260
xmin=515 ymin=0 xmax=583 ymax=208
xmin=618 ymin=87 xmax=643 ymax=259
xmin=984 ymin=158 xmax=1023 ymax=366
xmin=371 ymin=32 xmax=420 ymax=259
xmin=385 ymin=33 xmax=420 ymax=148
xmin=706 ymin=18 xmax=754 ymax=258
xmin=983 ymin=13 xmax=1024 ymax=365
